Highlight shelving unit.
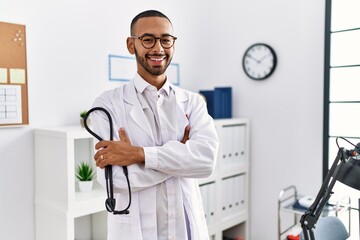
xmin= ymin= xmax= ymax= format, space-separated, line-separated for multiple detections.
xmin=199 ymin=118 xmax=250 ymax=240
xmin=34 ymin=118 xmax=250 ymax=240
xmin=278 ymin=185 xmax=351 ymax=240
xmin=34 ymin=126 xmax=107 ymax=240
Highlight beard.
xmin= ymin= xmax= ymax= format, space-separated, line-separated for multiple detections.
xmin=134 ymin=48 xmax=172 ymax=76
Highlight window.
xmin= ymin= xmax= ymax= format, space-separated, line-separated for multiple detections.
xmin=325 ymin=0 xmax=360 ymax=238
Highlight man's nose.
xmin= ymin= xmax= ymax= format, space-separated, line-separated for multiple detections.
xmin=152 ymin=38 xmax=164 ymax=51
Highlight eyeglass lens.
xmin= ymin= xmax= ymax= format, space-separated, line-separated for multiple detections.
xmin=140 ymin=35 xmax=176 ymax=49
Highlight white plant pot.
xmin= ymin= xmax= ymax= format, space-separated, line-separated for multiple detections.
xmin=80 ymin=118 xmax=90 ymax=128
xmin=78 ymin=181 xmax=93 ymax=192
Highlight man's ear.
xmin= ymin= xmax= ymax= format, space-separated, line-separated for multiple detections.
xmin=127 ymin=37 xmax=135 ymax=55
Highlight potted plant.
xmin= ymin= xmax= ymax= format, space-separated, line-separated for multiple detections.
xmin=80 ymin=110 xmax=88 ymax=128
xmin=76 ymin=161 xmax=95 ymax=192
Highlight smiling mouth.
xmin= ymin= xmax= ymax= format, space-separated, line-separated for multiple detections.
xmin=147 ymin=55 xmax=166 ymax=62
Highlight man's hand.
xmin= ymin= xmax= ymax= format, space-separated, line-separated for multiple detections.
xmin=94 ymin=128 xmax=144 ymax=168
xmin=181 ymin=125 xmax=191 ymax=144
xmin=94 ymin=126 xmax=190 ymax=168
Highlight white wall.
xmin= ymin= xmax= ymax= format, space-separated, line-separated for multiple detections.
xmin=208 ymin=1 xmax=325 ymax=239
xmin=0 ymin=0 xmax=325 ymax=239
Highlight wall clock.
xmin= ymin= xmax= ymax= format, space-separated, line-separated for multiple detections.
xmin=242 ymin=43 xmax=277 ymax=80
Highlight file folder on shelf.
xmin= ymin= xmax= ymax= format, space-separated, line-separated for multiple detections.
xmin=199 ymin=87 xmax=232 ymax=119
xmin=198 ymin=118 xmax=250 ymax=239
xmin=214 ymin=87 xmax=232 ymax=119
xmin=208 ymin=183 xmax=216 ymax=225
xmin=199 ymin=90 xmax=215 ymax=118
xmin=217 ymin=124 xmax=247 ymax=169
xmin=199 ymin=184 xmax=209 ymax=224
xmin=199 ymin=182 xmax=216 ymax=225
xmin=221 ymin=174 xmax=246 ymax=219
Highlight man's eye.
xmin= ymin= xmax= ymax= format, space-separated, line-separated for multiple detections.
xmin=162 ymin=38 xmax=171 ymax=43
xmin=142 ymin=37 xmax=154 ymax=43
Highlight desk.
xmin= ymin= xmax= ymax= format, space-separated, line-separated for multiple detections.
xmin=278 ymin=185 xmax=351 ymax=240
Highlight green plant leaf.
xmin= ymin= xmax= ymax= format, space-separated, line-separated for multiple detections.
xmin=80 ymin=110 xmax=87 ymax=119
xmin=76 ymin=162 xmax=95 ymax=181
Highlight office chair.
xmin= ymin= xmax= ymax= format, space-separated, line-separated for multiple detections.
xmin=300 ymin=216 xmax=349 ymax=240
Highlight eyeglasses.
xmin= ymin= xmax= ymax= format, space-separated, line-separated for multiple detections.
xmin=131 ymin=34 xmax=177 ymax=49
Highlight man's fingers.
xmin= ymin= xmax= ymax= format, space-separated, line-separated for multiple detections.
xmin=184 ymin=125 xmax=190 ymax=137
xmin=95 ymin=140 xmax=109 ymax=150
xmin=181 ymin=125 xmax=191 ymax=144
xmin=119 ymin=128 xmax=129 ymax=142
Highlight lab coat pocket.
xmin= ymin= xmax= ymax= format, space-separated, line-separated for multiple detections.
xmin=107 ymin=193 xmax=141 ymax=240
xmin=113 ymin=192 xmax=136 ymax=220
xmin=107 ymin=209 xmax=134 ymax=226
xmin=107 ymin=214 xmax=139 ymax=240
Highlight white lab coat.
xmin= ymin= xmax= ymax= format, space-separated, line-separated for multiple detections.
xmin=91 ymin=79 xmax=219 ymax=240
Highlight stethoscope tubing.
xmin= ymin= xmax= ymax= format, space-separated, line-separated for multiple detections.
xmin=84 ymin=107 xmax=131 ymax=215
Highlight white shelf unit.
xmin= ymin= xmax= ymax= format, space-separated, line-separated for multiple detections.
xmin=34 ymin=126 xmax=107 ymax=240
xmin=199 ymin=118 xmax=250 ymax=240
xmin=34 ymin=118 xmax=250 ymax=240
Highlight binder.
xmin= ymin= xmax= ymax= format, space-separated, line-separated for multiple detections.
xmin=239 ymin=174 xmax=246 ymax=211
xmin=233 ymin=125 xmax=246 ymax=165
xmin=234 ymin=175 xmax=241 ymax=213
xmin=220 ymin=124 xmax=247 ymax=168
xmin=199 ymin=87 xmax=232 ymax=119
xmin=199 ymin=90 xmax=215 ymax=118
xmin=228 ymin=176 xmax=236 ymax=217
xmin=238 ymin=125 xmax=246 ymax=165
xmin=214 ymin=87 xmax=232 ymax=119
xmin=217 ymin=125 xmax=227 ymax=168
xmin=221 ymin=178 xmax=228 ymax=218
xmin=208 ymin=183 xmax=216 ymax=225
xmin=199 ymin=184 xmax=209 ymax=224
xmin=222 ymin=177 xmax=233 ymax=219
xmin=222 ymin=126 xmax=231 ymax=168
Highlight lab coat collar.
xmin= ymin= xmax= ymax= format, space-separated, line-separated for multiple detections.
xmin=133 ymin=73 xmax=150 ymax=94
xmin=133 ymin=73 xmax=171 ymax=96
xmin=125 ymin=74 xmax=188 ymax=105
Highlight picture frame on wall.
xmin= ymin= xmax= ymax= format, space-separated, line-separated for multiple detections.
xmin=108 ymin=54 xmax=180 ymax=85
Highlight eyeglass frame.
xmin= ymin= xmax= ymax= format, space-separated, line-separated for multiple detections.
xmin=131 ymin=34 xmax=177 ymax=49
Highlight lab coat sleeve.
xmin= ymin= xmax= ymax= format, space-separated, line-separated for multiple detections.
xmin=144 ymin=93 xmax=219 ymax=178
xmin=91 ymin=90 xmax=171 ymax=194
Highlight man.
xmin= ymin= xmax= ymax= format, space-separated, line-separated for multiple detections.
xmin=90 ymin=10 xmax=219 ymax=240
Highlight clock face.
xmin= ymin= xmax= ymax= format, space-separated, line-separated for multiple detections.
xmin=242 ymin=43 xmax=277 ymax=80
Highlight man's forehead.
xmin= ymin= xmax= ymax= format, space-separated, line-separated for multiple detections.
xmin=133 ymin=16 xmax=173 ymax=33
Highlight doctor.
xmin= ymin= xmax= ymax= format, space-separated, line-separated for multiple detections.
xmin=90 ymin=10 xmax=219 ymax=240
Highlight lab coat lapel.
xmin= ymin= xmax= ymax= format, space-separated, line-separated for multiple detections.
xmin=123 ymin=81 xmax=154 ymax=141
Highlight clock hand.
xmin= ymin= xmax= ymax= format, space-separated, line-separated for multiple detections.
xmin=246 ymin=54 xmax=260 ymax=63
xmin=258 ymin=54 xmax=268 ymax=63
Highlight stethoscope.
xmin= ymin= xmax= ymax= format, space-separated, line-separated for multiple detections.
xmin=84 ymin=107 xmax=131 ymax=215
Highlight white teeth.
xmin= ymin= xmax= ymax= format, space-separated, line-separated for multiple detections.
xmin=149 ymin=56 xmax=165 ymax=61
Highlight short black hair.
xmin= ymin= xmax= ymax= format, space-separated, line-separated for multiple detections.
xmin=130 ymin=10 xmax=172 ymax=35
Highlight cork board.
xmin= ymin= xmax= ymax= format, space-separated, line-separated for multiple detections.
xmin=0 ymin=21 xmax=29 ymax=126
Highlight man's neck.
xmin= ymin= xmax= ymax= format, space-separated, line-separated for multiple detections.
xmin=138 ymin=72 xmax=167 ymax=90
